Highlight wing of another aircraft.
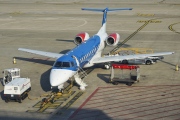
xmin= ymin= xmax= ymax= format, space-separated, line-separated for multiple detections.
xmin=93 ymin=52 xmax=174 ymax=64
xmin=18 ymin=48 xmax=64 ymax=59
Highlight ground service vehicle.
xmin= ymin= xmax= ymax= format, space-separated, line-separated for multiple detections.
xmin=104 ymin=56 xmax=164 ymax=69
xmin=121 ymin=56 xmax=164 ymax=65
xmin=4 ymin=77 xmax=31 ymax=103
xmin=109 ymin=64 xmax=140 ymax=86
xmin=2 ymin=68 xmax=20 ymax=86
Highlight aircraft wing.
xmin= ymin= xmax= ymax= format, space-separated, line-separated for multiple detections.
xmin=93 ymin=52 xmax=174 ymax=64
xmin=18 ymin=48 xmax=63 ymax=59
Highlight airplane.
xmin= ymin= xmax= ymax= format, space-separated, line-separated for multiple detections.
xmin=18 ymin=7 xmax=174 ymax=92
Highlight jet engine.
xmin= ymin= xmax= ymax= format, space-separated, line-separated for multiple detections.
xmin=106 ymin=33 xmax=120 ymax=46
xmin=74 ymin=32 xmax=90 ymax=45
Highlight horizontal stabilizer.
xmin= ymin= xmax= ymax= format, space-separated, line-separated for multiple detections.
xmin=81 ymin=8 xmax=132 ymax=12
xmin=82 ymin=7 xmax=133 ymax=32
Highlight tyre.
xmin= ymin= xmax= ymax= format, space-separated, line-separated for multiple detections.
xmin=42 ymin=98 xmax=46 ymax=102
xmin=122 ymin=60 xmax=128 ymax=64
xmin=2 ymin=79 xmax=5 ymax=86
xmin=51 ymin=98 xmax=55 ymax=103
xmin=127 ymin=82 xmax=133 ymax=86
xmin=61 ymin=89 xmax=64 ymax=94
xmin=146 ymin=60 xmax=152 ymax=65
xmin=21 ymin=95 xmax=24 ymax=100
xmin=5 ymin=98 xmax=9 ymax=103
xmin=18 ymin=98 xmax=22 ymax=103
xmin=104 ymin=63 xmax=110 ymax=70
xmin=113 ymin=81 xmax=118 ymax=85
xmin=22 ymin=93 xmax=28 ymax=100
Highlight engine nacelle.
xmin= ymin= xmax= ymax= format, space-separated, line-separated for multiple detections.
xmin=74 ymin=32 xmax=90 ymax=45
xmin=106 ymin=33 xmax=120 ymax=46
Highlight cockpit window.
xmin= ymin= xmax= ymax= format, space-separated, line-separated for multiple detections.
xmin=62 ymin=62 xmax=70 ymax=67
xmin=54 ymin=62 xmax=62 ymax=67
xmin=54 ymin=62 xmax=70 ymax=68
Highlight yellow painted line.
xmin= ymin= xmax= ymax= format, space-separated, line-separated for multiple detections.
xmin=168 ymin=22 xmax=180 ymax=34
xmin=56 ymin=91 xmax=84 ymax=115
xmin=110 ymin=21 xmax=149 ymax=54
xmin=26 ymin=110 xmax=37 ymax=113
xmin=114 ymin=48 xmax=154 ymax=55
xmin=27 ymin=90 xmax=76 ymax=114
xmin=33 ymin=101 xmax=42 ymax=108
xmin=137 ymin=13 xmax=155 ymax=17
xmin=110 ymin=19 xmax=162 ymax=54
xmin=47 ymin=103 xmax=63 ymax=109
xmin=9 ymin=11 xmax=23 ymax=15
xmin=137 ymin=20 xmax=161 ymax=23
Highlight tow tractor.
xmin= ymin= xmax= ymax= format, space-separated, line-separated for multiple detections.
xmin=4 ymin=77 xmax=31 ymax=103
xmin=2 ymin=68 xmax=20 ymax=86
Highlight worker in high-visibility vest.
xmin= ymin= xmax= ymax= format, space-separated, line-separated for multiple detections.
xmin=175 ymin=64 xmax=179 ymax=71
xmin=13 ymin=58 xmax=16 ymax=64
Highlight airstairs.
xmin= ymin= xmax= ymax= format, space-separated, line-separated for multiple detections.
xmin=78 ymin=67 xmax=88 ymax=79
xmin=74 ymin=66 xmax=88 ymax=90
xmin=72 ymin=55 xmax=88 ymax=90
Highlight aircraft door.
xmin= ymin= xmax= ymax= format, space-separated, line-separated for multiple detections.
xmin=72 ymin=55 xmax=80 ymax=67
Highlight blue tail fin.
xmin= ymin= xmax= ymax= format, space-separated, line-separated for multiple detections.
xmin=82 ymin=8 xmax=132 ymax=25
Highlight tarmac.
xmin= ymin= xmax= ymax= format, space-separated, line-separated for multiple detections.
xmin=0 ymin=0 xmax=180 ymax=120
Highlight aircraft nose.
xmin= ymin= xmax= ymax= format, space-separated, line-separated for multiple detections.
xmin=50 ymin=69 xmax=75 ymax=87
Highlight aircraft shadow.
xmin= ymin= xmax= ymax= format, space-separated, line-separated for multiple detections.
xmin=0 ymin=107 xmax=112 ymax=120
xmin=97 ymin=73 xmax=134 ymax=86
xmin=59 ymin=49 xmax=71 ymax=54
xmin=15 ymin=57 xmax=53 ymax=91
xmin=159 ymin=59 xmax=176 ymax=67
xmin=97 ymin=73 xmax=110 ymax=83
xmin=121 ymin=44 xmax=131 ymax=48
xmin=0 ymin=90 xmax=5 ymax=101
xmin=40 ymin=68 xmax=51 ymax=92
xmin=0 ymin=78 xmax=5 ymax=100
xmin=56 ymin=39 xmax=73 ymax=43
xmin=15 ymin=57 xmax=54 ymax=66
